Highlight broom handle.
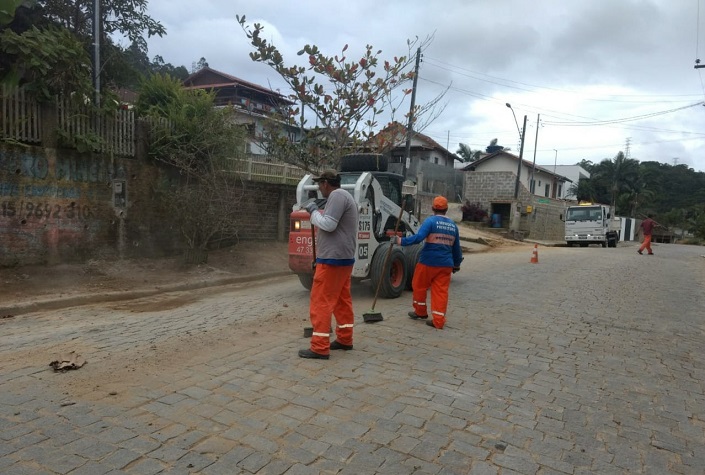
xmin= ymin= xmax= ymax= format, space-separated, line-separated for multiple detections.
xmin=370 ymin=199 xmax=406 ymax=312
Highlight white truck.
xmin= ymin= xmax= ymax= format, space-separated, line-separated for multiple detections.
xmin=288 ymin=154 xmax=422 ymax=298
xmin=562 ymin=202 xmax=620 ymax=248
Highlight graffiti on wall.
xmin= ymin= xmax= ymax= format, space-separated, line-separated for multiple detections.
xmin=0 ymin=147 xmax=115 ymax=265
xmin=1 ymin=200 xmax=92 ymax=221
xmin=0 ymin=149 xmax=126 ymax=183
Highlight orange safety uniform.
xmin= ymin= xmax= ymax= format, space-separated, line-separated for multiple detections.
xmin=638 ymin=217 xmax=655 ymax=255
xmin=309 ymin=263 xmax=354 ymax=354
xmin=307 ymin=186 xmax=358 ymax=355
xmin=411 ymin=263 xmax=453 ymax=328
xmin=399 ymin=198 xmax=463 ymax=329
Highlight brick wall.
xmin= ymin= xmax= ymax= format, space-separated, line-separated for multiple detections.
xmin=0 ymin=144 xmax=296 ymax=266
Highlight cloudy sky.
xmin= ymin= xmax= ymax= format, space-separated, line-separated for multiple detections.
xmin=141 ymin=0 xmax=705 ymax=171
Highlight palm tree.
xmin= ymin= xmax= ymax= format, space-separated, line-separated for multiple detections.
xmin=456 ymin=143 xmax=482 ymax=163
xmin=590 ymin=151 xmax=640 ymax=215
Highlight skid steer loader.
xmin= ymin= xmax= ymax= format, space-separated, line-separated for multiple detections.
xmin=288 ymin=154 xmax=422 ymax=298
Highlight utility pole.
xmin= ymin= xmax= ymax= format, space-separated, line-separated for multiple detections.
xmin=92 ymin=0 xmax=101 ymax=106
xmin=403 ymin=47 xmax=421 ymax=181
xmin=530 ymin=113 xmax=540 ymax=194
xmin=513 ymin=115 xmax=528 ymax=199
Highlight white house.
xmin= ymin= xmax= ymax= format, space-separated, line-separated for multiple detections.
xmin=537 ymin=164 xmax=590 ymax=200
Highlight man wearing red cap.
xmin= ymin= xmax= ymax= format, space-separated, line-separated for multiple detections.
xmin=394 ymin=196 xmax=463 ymax=329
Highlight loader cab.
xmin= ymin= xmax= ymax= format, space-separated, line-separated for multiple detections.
xmin=339 ymin=171 xmax=405 ymax=207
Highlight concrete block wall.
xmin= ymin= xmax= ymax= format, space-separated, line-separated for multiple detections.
xmin=0 ymin=144 xmax=296 ymax=266
xmin=463 ymin=171 xmax=516 ymax=211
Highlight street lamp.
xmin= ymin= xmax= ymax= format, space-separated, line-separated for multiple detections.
xmin=506 ymin=103 xmax=527 ymax=199
xmin=505 ymin=103 xmax=521 ymax=145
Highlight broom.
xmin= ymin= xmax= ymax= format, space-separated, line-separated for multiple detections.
xmin=363 ymin=199 xmax=406 ymax=323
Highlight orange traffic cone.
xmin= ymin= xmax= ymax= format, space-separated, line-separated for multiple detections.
xmin=530 ymin=244 xmax=539 ymax=264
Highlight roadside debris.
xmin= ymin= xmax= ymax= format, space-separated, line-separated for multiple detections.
xmin=1 ymin=314 xmax=13 ymax=319
xmin=49 ymin=351 xmax=86 ymax=372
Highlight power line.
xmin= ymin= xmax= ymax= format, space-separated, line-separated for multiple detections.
xmin=424 ymin=56 xmax=704 ymax=103
xmin=543 ymin=102 xmax=703 ymax=126
xmin=419 ymin=76 xmax=705 ymax=136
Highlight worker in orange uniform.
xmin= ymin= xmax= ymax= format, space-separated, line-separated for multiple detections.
xmin=394 ymin=196 xmax=463 ymax=329
xmin=299 ymin=170 xmax=359 ymax=359
xmin=637 ymin=214 xmax=656 ymax=255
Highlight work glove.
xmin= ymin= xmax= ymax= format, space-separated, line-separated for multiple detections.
xmin=304 ymin=200 xmax=318 ymax=215
xmin=452 ymin=267 xmax=460 ymax=274
xmin=393 ymin=236 xmax=402 ymax=246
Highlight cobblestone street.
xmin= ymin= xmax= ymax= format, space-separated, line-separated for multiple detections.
xmin=1 ymin=243 xmax=705 ymax=474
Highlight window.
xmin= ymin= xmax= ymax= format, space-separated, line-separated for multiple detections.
xmin=434 ymin=157 xmax=439 ymax=164
xmin=544 ymin=184 xmax=550 ymax=197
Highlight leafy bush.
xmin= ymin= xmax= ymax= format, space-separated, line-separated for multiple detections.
xmin=461 ymin=201 xmax=488 ymax=222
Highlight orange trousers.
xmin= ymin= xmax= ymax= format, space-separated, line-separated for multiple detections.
xmin=309 ymin=263 xmax=354 ymax=355
xmin=411 ymin=263 xmax=452 ymax=329
xmin=639 ymin=235 xmax=653 ymax=254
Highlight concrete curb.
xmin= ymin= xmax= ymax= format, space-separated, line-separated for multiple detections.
xmin=0 ymin=271 xmax=294 ymax=316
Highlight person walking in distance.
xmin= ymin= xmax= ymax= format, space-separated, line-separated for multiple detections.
xmin=394 ymin=196 xmax=463 ymax=330
xmin=299 ymin=170 xmax=359 ymax=360
xmin=638 ymin=214 xmax=656 ymax=255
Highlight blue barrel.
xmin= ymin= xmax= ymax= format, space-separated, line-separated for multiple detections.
xmin=491 ymin=213 xmax=502 ymax=228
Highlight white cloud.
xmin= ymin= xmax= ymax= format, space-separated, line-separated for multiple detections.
xmin=144 ymin=0 xmax=705 ymax=170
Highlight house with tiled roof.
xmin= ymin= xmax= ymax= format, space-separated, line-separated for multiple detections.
xmin=373 ymin=122 xmax=458 ymax=177
xmin=183 ymin=67 xmax=300 ymax=155
xmin=460 ymin=150 xmax=573 ymax=239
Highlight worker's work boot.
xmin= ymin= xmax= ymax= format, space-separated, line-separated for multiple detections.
xmin=408 ymin=311 xmax=428 ymax=320
xmin=330 ymin=340 xmax=353 ymax=351
xmin=298 ymin=349 xmax=329 ymax=359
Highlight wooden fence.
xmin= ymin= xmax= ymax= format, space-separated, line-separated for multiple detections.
xmin=0 ymin=86 xmax=42 ymax=143
xmin=57 ymin=98 xmax=135 ymax=156
xmin=1 ymin=86 xmax=135 ymax=156
xmin=1 ymin=87 xmax=309 ymax=185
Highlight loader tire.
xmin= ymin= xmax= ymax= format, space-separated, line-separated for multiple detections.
xmin=297 ymin=273 xmax=314 ymax=290
xmin=403 ymin=243 xmax=423 ymax=290
xmin=370 ymin=242 xmax=407 ymax=298
xmin=340 ymin=153 xmax=388 ymax=172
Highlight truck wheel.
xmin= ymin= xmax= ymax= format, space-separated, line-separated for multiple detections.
xmin=579 ymin=243 xmax=588 ymax=247
xmin=297 ymin=273 xmax=313 ymax=290
xmin=370 ymin=242 xmax=407 ymax=298
xmin=403 ymin=244 xmax=423 ymax=290
xmin=340 ymin=153 xmax=389 ymax=172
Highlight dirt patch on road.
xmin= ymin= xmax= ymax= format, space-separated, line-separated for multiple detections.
xmin=0 ymin=241 xmax=292 ymax=309
xmin=0 ymin=224 xmax=527 ymax=310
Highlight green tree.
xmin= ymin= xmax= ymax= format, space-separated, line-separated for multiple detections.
xmin=589 ymin=151 xmax=640 ymax=215
xmin=151 ymin=55 xmax=189 ymax=81
xmin=191 ymin=57 xmax=208 ymax=73
xmin=456 ymin=143 xmax=482 ymax=163
xmin=0 ymin=24 xmax=93 ymax=100
xmin=139 ymin=74 xmax=249 ymax=253
xmin=39 ymin=0 xmax=165 ymax=55
xmin=237 ymin=14 xmax=440 ymax=170
xmin=567 ymin=178 xmax=597 ymax=203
